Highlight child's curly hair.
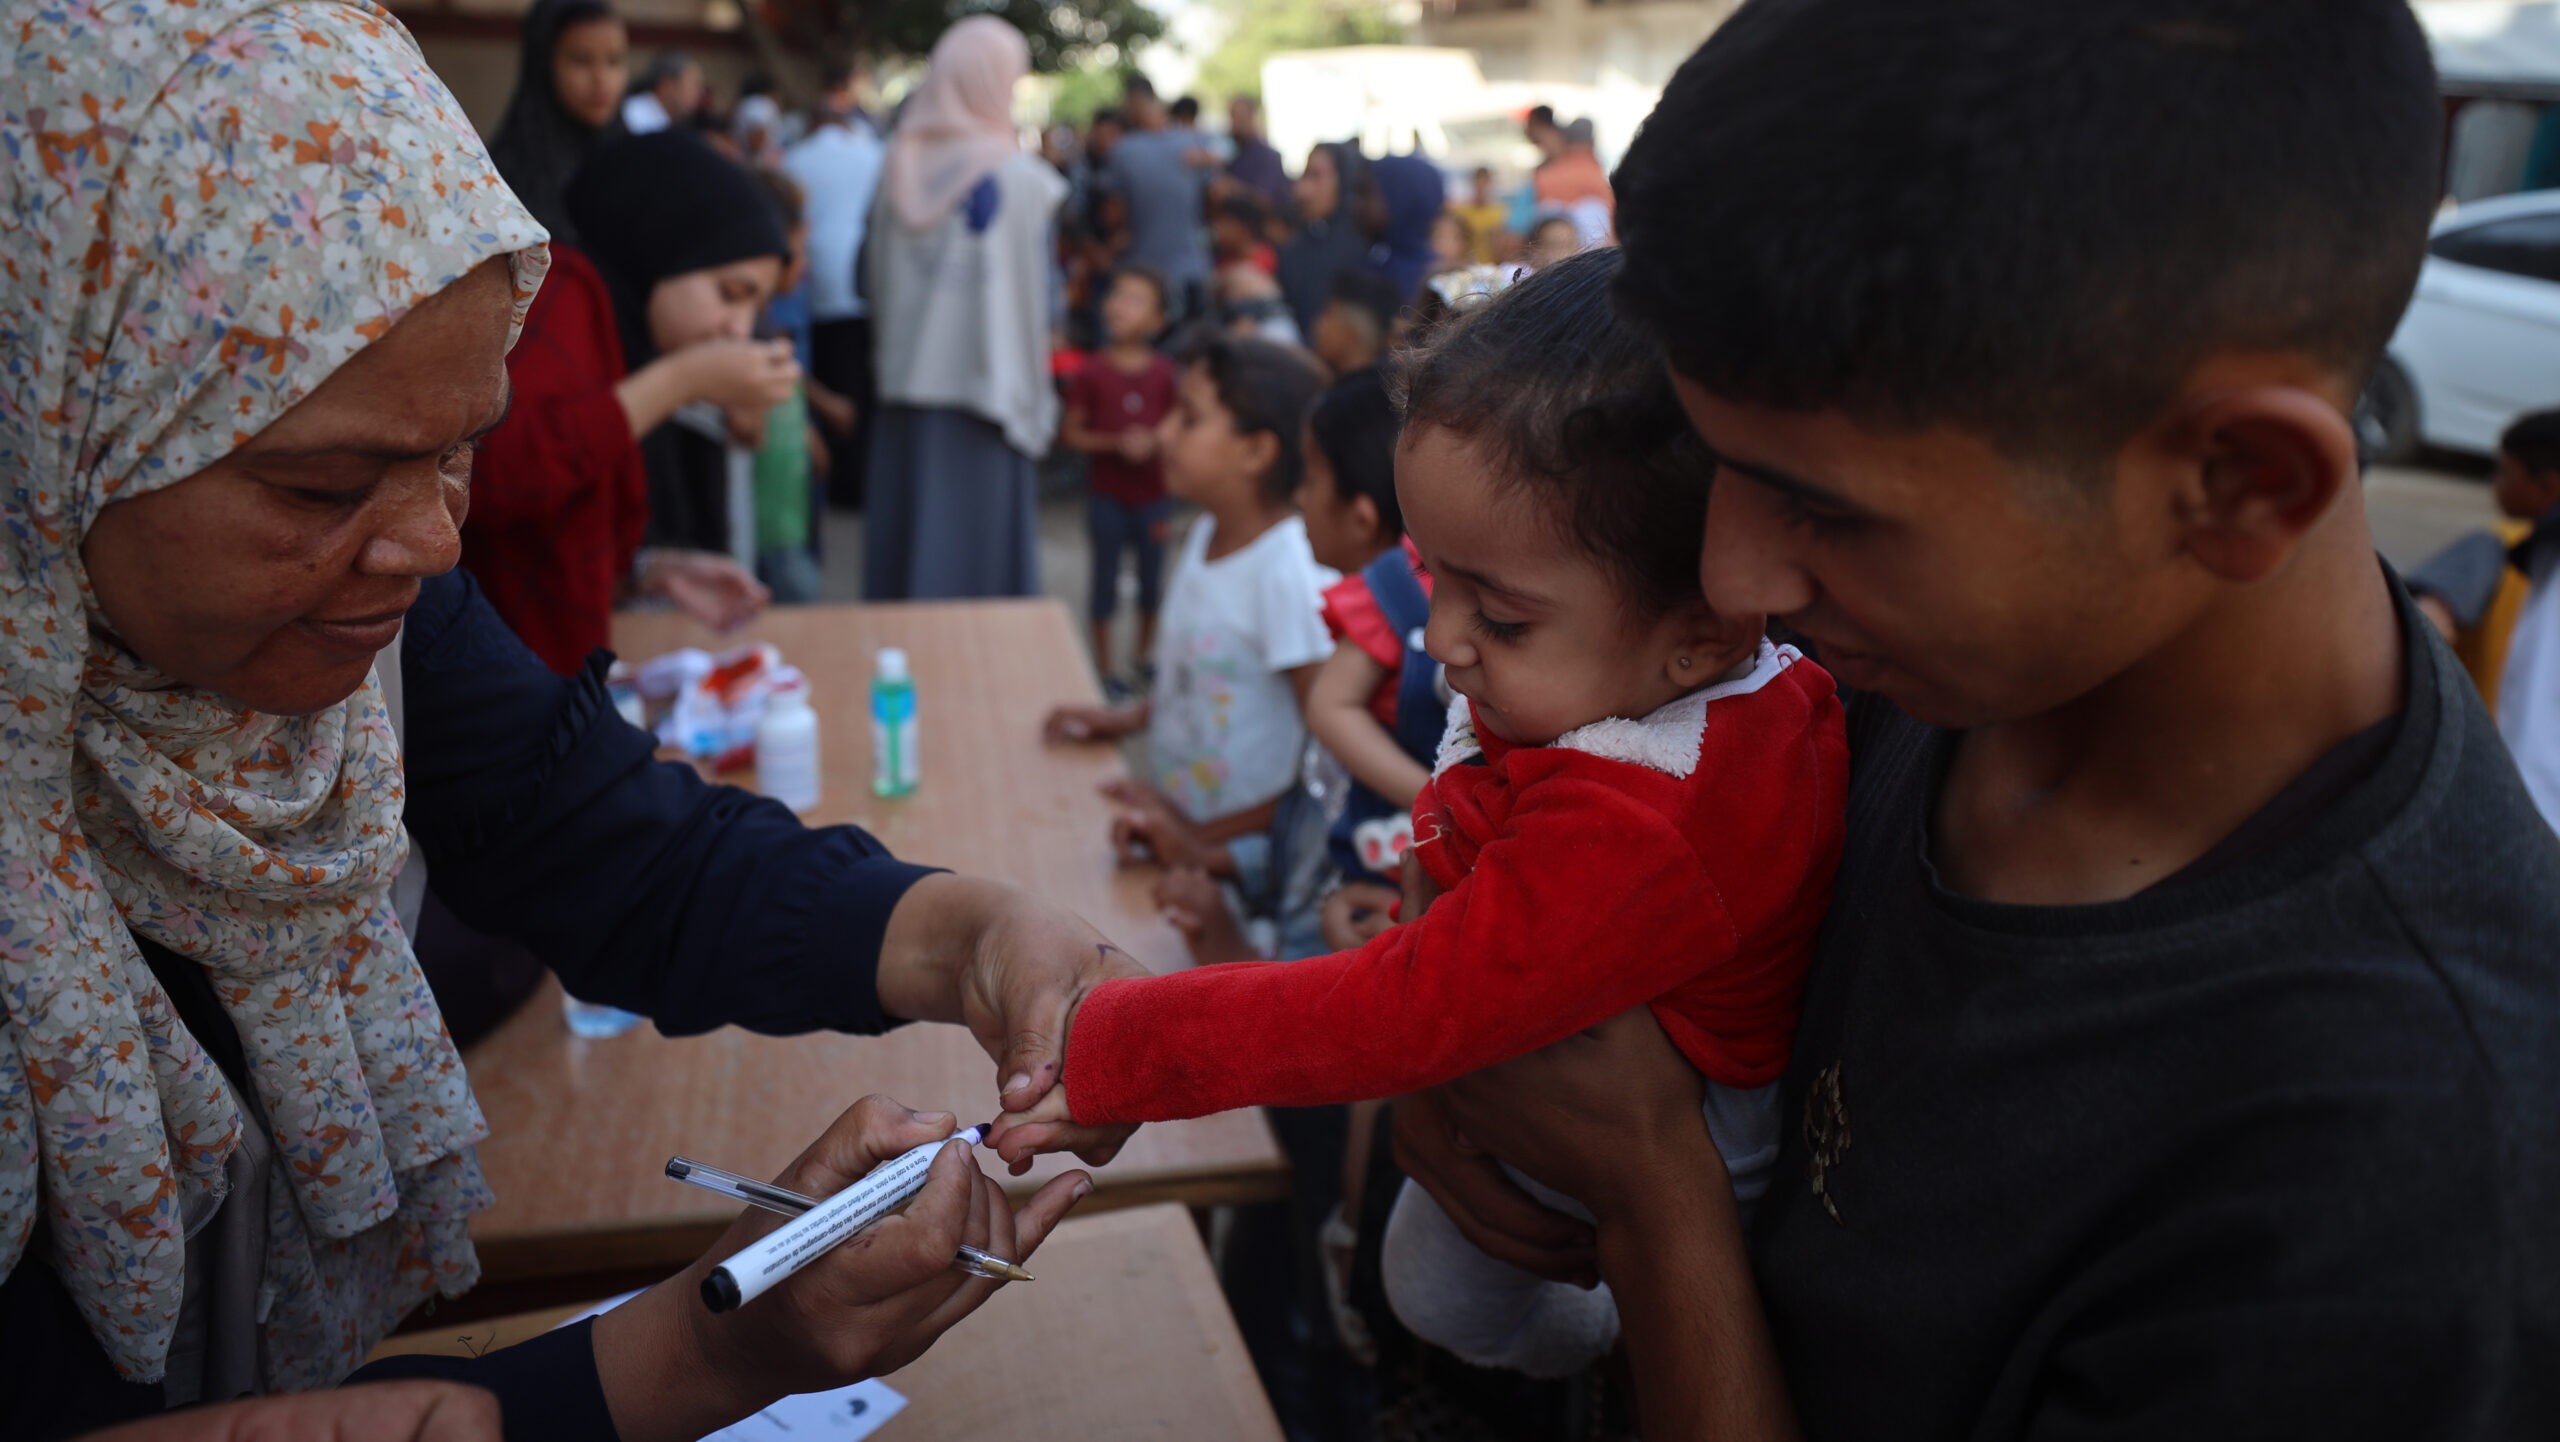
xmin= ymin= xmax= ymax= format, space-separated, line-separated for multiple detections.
xmin=1392 ymin=248 xmax=1710 ymax=620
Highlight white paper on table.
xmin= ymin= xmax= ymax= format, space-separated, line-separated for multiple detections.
xmin=551 ymin=1290 xmax=909 ymax=1442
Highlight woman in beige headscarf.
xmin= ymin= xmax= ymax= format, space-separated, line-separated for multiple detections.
xmin=0 ymin=3 xmax=1138 ymax=1436
xmin=862 ymin=16 xmax=1068 ymax=601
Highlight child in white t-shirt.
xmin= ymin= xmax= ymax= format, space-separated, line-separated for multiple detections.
xmin=1044 ymin=335 xmax=1335 ymax=889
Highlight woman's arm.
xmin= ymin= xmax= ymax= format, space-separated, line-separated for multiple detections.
xmin=1307 ymin=645 xmax=1429 ymax=808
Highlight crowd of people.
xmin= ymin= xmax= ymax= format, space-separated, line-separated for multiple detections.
xmin=459 ymin=0 xmax=1618 ymax=678
xmin=3 ymin=1 xmax=2554 ymax=1441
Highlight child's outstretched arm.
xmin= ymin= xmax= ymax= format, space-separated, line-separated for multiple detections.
xmin=1043 ymin=774 xmax=1768 ymax=1129
xmin=1308 ymin=643 xmax=1430 ymax=808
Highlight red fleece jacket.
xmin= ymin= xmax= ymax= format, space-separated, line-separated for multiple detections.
xmin=1063 ymin=643 xmax=1848 ymax=1125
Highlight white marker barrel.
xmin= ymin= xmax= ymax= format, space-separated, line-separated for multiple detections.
xmin=701 ymin=1127 xmax=983 ymax=1313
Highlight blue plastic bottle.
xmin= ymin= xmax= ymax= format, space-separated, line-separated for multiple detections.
xmin=871 ymin=647 xmax=919 ymax=797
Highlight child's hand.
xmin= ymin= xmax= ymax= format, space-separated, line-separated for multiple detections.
xmin=1042 ymin=703 xmax=1139 ymax=743
xmin=1108 ymin=793 xmax=1225 ymax=873
xmin=1153 ymin=866 xmax=1224 ymax=940
xmin=1115 ymin=428 xmax=1157 ymax=462
xmin=1320 ymin=881 xmax=1402 ymax=952
xmin=1154 ymin=866 xmax=1257 ymax=966
xmin=987 ymin=1077 xmax=1138 ymax=1175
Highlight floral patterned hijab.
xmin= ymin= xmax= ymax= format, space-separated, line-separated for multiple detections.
xmin=0 ymin=0 xmax=547 ymax=1386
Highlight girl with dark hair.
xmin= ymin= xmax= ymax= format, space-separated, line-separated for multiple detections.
xmin=486 ymin=0 xmax=627 ymax=245
xmin=463 ymin=129 xmax=799 ymax=672
xmin=995 ymin=251 xmax=1849 ymax=1381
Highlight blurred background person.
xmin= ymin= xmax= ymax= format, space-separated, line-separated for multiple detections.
xmin=485 ymin=0 xmax=626 ymax=246
xmin=786 ymin=53 xmax=886 ymax=511
xmin=1369 ymin=149 xmax=1447 ymax=305
xmin=1105 ymin=75 xmax=1214 ymax=326
xmin=1522 ymin=212 xmax=1583 ymax=270
xmin=1449 ymin=164 xmax=1508 ymax=264
xmin=622 ymin=48 xmax=700 ymax=135
xmin=864 ymin=16 xmax=1066 ymax=599
xmin=1278 ymin=140 xmax=1377 ymax=342
xmin=731 ymin=75 xmax=785 ymax=167
xmin=1537 ymin=116 xmax=1614 ymax=230
xmin=1226 ymin=95 xmax=1292 ymax=214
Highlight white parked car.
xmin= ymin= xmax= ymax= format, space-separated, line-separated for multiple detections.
xmin=2362 ymin=188 xmax=2560 ymax=463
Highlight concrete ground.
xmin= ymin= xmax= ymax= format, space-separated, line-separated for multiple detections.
xmin=814 ymin=456 xmax=2501 ymax=683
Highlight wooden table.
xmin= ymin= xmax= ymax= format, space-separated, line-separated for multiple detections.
xmin=374 ymin=1204 xmax=1285 ymax=1442
xmin=457 ymin=601 xmax=1285 ymax=1297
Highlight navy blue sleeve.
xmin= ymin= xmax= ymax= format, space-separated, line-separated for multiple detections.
xmin=349 ymin=1319 xmax=613 ymax=1441
xmin=398 ymin=569 xmax=939 ymax=1035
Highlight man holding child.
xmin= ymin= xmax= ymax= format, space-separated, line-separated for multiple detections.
xmin=1392 ymin=1 xmax=2559 ymax=1437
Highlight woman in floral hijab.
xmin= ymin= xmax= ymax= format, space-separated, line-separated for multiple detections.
xmin=0 ymin=3 xmax=1129 ymax=1434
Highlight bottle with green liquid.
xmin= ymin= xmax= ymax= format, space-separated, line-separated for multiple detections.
xmin=871 ymin=646 xmax=920 ymax=797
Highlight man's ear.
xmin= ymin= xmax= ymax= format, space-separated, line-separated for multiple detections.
xmin=2159 ymin=386 xmax=2358 ymax=584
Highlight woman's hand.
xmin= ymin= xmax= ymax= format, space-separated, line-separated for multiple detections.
xmin=73 ymin=1382 xmax=500 ymax=1441
xmin=593 ymin=1096 xmax=1089 ymax=1442
xmin=679 ymin=337 xmax=801 ymax=415
xmin=634 ymin=548 xmax=770 ymax=632
xmin=871 ymin=875 xmax=1150 ymax=1154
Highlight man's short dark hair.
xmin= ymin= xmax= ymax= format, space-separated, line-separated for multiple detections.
xmin=1397 ymin=249 xmax=1710 ymax=620
xmin=1526 ymin=104 xmax=1556 ymax=128
xmin=1091 ymin=107 xmax=1125 ymax=131
xmin=1170 ymin=95 xmax=1200 ymax=124
xmin=1613 ymin=0 xmax=2444 ymax=465
xmin=818 ymin=54 xmax=859 ymax=93
xmin=1177 ymin=332 xmax=1329 ymax=505
xmin=1124 ymin=74 xmax=1158 ymax=103
xmin=2501 ymin=408 xmax=2560 ymax=477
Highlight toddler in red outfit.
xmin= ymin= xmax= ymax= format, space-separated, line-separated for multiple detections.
xmin=997 ymin=251 xmax=1849 ymax=1376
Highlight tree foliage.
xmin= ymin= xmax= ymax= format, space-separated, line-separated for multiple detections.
xmin=760 ymin=0 xmax=1165 ymax=74
xmin=1191 ymin=0 xmax=1404 ymax=106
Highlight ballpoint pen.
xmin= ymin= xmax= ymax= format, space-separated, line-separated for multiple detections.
xmin=665 ymin=1147 xmax=1036 ymax=1300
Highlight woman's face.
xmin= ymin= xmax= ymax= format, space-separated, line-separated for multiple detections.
xmin=1296 ymin=148 xmax=1339 ymax=223
xmin=646 ymin=256 xmax=784 ymax=352
xmin=80 ymin=260 xmax=516 ymax=717
xmin=551 ymin=17 xmax=628 ymax=130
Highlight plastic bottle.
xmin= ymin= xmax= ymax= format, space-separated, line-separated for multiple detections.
xmin=757 ymin=670 xmax=823 ymax=813
xmin=561 ymin=992 xmax=644 ymax=1039
xmin=871 ymin=647 xmax=920 ymax=798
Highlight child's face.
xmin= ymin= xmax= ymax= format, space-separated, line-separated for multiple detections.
xmin=1312 ymin=304 xmax=1374 ymax=374
xmin=1159 ymin=361 xmax=1272 ymax=507
xmin=1399 ymin=425 xmax=1726 ymax=745
xmin=648 ymin=255 xmax=785 ymax=352
xmin=1431 ymin=216 xmax=1467 ymax=262
xmin=1671 ymin=376 xmax=2190 ymax=730
xmin=1101 ymin=274 xmax=1163 ymax=344
xmin=1295 ymin=423 xmax=1382 ymax=573
xmin=1529 ymin=221 xmax=1578 ymax=268
xmin=2493 ymin=452 xmax=2560 ymax=521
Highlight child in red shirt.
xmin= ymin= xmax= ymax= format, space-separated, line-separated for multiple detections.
xmin=998 ymin=250 xmax=1849 ymax=1376
xmin=1059 ymin=266 xmax=1181 ymax=683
